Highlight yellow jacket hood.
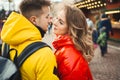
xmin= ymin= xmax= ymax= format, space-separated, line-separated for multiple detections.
xmin=1 ymin=12 xmax=42 ymax=45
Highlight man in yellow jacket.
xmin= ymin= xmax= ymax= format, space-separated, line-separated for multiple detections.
xmin=1 ymin=0 xmax=59 ymax=80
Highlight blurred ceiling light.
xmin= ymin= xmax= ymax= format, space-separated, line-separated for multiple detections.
xmin=101 ymin=4 xmax=103 ymax=6
xmin=105 ymin=10 xmax=120 ymax=14
xmin=95 ymin=2 xmax=97 ymax=4
xmin=104 ymin=3 xmax=106 ymax=6
xmin=98 ymin=1 xmax=101 ymax=4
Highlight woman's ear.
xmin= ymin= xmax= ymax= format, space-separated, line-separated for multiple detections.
xmin=29 ymin=16 xmax=37 ymax=24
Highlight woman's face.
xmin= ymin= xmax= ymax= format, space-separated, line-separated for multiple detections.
xmin=53 ymin=10 xmax=68 ymax=35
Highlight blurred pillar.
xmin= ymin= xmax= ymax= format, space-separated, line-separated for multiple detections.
xmin=8 ymin=0 xmax=12 ymax=11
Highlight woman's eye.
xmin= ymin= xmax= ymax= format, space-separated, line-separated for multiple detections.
xmin=54 ymin=17 xmax=64 ymax=25
xmin=59 ymin=21 xmax=63 ymax=25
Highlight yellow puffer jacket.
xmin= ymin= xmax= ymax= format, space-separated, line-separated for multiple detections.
xmin=1 ymin=12 xmax=59 ymax=80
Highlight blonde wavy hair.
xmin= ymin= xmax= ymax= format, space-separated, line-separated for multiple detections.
xmin=63 ymin=4 xmax=94 ymax=56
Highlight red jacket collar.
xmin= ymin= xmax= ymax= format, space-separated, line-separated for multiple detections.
xmin=52 ymin=35 xmax=74 ymax=49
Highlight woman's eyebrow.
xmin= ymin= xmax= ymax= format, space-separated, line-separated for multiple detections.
xmin=59 ymin=18 xmax=65 ymax=23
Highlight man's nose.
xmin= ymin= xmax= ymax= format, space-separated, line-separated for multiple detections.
xmin=48 ymin=18 xmax=52 ymax=24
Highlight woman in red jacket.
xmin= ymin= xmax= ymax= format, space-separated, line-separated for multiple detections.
xmin=52 ymin=4 xmax=93 ymax=80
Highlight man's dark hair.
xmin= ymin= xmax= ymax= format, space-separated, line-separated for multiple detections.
xmin=19 ymin=0 xmax=50 ymax=18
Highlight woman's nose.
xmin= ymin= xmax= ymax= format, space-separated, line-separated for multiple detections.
xmin=53 ymin=18 xmax=58 ymax=25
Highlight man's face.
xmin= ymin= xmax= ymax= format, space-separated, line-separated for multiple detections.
xmin=34 ymin=6 xmax=50 ymax=32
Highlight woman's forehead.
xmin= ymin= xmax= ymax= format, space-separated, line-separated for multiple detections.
xmin=57 ymin=11 xmax=65 ymax=19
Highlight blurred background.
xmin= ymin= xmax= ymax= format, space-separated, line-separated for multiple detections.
xmin=0 ymin=0 xmax=119 ymax=41
xmin=0 ymin=0 xmax=120 ymax=80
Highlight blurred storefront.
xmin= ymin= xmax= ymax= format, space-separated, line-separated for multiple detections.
xmin=74 ymin=0 xmax=120 ymax=41
xmin=105 ymin=0 xmax=120 ymax=41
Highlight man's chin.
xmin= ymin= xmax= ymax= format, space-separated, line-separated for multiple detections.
xmin=45 ymin=29 xmax=48 ymax=32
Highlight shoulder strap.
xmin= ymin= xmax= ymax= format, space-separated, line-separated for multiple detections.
xmin=17 ymin=42 xmax=51 ymax=68
xmin=2 ymin=43 xmax=10 ymax=58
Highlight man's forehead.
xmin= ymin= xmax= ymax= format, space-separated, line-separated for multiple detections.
xmin=42 ymin=6 xmax=50 ymax=12
xmin=37 ymin=7 xmax=49 ymax=17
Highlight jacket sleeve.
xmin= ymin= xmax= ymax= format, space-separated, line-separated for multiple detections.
xmin=35 ymin=47 xmax=59 ymax=80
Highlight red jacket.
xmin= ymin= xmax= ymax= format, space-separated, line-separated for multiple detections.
xmin=52 ymin=35 xmax=93 ymax=80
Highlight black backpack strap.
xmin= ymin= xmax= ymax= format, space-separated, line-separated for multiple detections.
xmin=17 ymin=42 xmax=51 ymax=68
xmin=2 ymin=43 xmax=10 ymax=58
